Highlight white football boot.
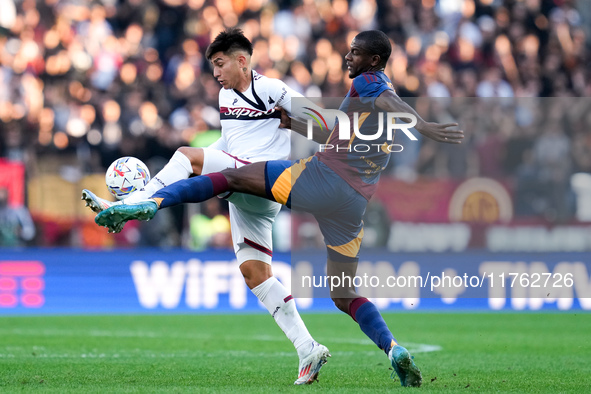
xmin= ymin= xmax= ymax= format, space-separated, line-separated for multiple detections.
xmin=81 ymin=189 xmax=122 ymax=213
xmin=294 ymin=341 xmax=331 ymax=385
xmin=81 ymin=189 xmax=126 ymax=233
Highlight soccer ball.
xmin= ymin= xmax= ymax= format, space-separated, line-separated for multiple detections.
xmin=105 ymin=157 xmax=151 ymax=200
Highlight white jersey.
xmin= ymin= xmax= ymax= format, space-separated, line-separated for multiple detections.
xmin=210 ymin=71 xmax=302 ymax=162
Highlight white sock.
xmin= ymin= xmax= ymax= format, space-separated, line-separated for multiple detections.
xmin=126 ymin=151 xmax=193 ymax=203
xmin=251 ymin=277 xmax=314 ymax=359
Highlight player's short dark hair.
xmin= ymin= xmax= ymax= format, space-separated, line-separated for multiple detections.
xmin=355 ymin=30 xmax=392 ymax=67
xmin=205 ymin=28 xmax=253 ymax=60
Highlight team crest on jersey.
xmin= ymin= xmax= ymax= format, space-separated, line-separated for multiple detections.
xmin=232 ymin=98 xmax=238 ymax=105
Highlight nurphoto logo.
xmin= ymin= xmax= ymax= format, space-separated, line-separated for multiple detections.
xmin=303 ymin=108 xmax=419 ymax=152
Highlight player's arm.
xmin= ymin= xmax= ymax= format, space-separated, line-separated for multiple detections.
xmin=274 ymin=81 xmax=332 ymax=144
xmin=375 ymin=89 xmax=464 ymax=144
xmin=278 ymin=106 xmax=332 ymax=144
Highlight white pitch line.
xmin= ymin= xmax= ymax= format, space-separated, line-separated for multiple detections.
xmin=252 ymin=335 xmax=441 ymax=353
xmin=0 ymin=348 xmax=441 ymax=359
xmin=0 ymin=328 xmax=211 ymax=340
xmin=0 ymin=328 xmax=442 ymax=354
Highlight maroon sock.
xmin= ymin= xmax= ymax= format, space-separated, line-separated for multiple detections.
xmin=207 ymin=172 xmax=229 ymax=195
xmin=348 ymin=297 xmax=370 ymax=322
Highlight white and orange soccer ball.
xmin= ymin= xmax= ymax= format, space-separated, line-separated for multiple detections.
xmin=105 ymin=157 xmax=151 ymax=200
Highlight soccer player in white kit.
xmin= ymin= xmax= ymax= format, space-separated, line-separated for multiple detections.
xmin=82 ymin=28 xmax=329 ymax=385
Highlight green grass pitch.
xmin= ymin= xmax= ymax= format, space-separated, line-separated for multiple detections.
xmin=0 ymin=312 xmax=589 ymax=392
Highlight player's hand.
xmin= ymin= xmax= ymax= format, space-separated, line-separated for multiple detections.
xmin=416 ymin=122 xmax=464 ymax=144
xmin=276 ymin=107 xmax=292 ymax=129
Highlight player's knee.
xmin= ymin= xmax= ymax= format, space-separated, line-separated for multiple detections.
xmin=243 ymin=272 xmax=271 ymax=289
xmin=240 ymin=259 xmax=272 ymax=289
xmin=177 ymin=146 xmax=194 ymax=158
xmin=177 ymin=146 xmax=204 ymax=174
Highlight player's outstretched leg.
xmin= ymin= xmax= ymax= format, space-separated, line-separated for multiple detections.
xmin=83 ymin=150 xmax=195 ymax=215
xmin=95 ymin=171 xmax=229 ymax=230
xmin=96 ymin=161 xmax=271 ymax=232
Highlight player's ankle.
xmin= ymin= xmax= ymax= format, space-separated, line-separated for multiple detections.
xmin=149 ymin=198 xmax=162 ymax=208
xmin=388 ymin=339 xmax=398 ymax=354
xmin=296 ymin=338 xmax=315 ymax=359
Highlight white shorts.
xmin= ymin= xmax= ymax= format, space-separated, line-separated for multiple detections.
xmin=201 ymin=147 xmax=281 ymax=265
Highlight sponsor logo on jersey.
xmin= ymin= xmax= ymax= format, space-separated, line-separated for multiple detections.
xmin=220 ymin=106 xmax=281 ymax=121
xmin=278 ymin=87 xmax=287 ymax=103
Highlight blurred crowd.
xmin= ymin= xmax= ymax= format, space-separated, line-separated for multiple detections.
xmin=0 ymin=0 xmax=590 ymax=247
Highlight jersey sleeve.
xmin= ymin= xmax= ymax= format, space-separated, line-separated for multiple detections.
xmin=271 ymin=79 xmax=303 ymax=115
xmin=352 ymin=74 xmax=393 ymax=108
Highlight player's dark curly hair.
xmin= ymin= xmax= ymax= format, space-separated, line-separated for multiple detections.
xmin=355 ymin=30 xmax=392 ymax=68
xmin=206 ymin=28 xmax=253 ymax=60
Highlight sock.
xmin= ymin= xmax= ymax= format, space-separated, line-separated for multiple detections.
xmin=349 ymin=297 xmax=397 ymax=355
xmin=251 ymin=277 xmax=314 ymax=359
xmin=150 ymin=172 xmax=228 ymax=209
xmin=126 ymin=151 xmax=194 ymax=203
